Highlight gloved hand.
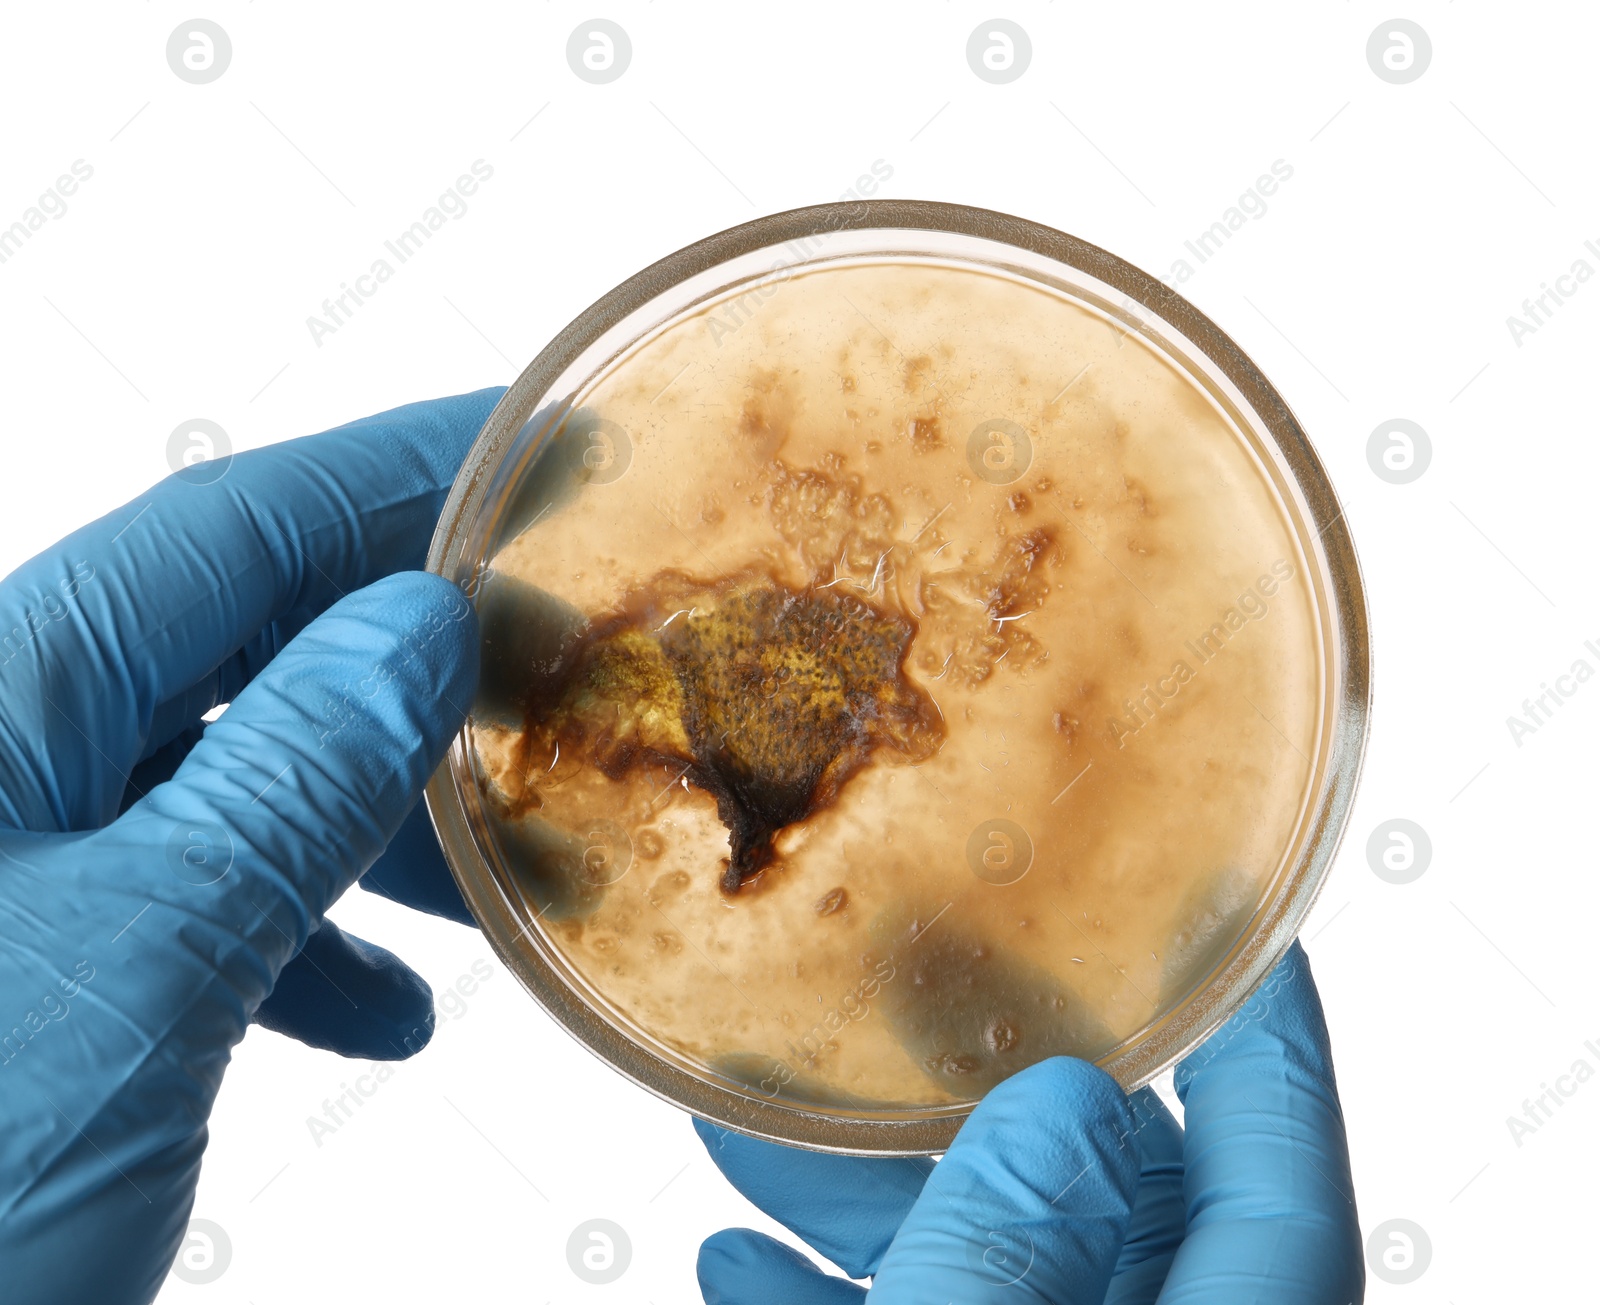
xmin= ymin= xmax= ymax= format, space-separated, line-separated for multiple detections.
xmin=694 ymin=941 xmax=1363 ymax=1303
xmin=0 ymin=388 xmax=504 ymax=1304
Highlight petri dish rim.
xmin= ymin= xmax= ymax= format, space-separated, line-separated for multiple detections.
xmin=424 ymin=198 xmax=1373 ymax=1156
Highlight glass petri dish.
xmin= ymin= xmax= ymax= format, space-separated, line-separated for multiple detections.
xmin=424 ymin=200 xmax=1370 ymax=1155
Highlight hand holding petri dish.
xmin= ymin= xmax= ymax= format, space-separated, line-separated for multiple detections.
xmin=425 ymin=201 xmax=1370 ymax=1154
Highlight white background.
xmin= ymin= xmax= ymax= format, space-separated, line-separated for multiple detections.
xmin=1 ymin=3 xmax=1594 ymax=1300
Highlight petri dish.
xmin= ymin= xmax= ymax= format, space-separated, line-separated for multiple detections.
xmin=424 ymin=200 xmax=1370 ymax=1155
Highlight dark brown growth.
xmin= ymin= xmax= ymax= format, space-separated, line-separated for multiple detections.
xmin=520 ymin=571 xmax=943 ymax=892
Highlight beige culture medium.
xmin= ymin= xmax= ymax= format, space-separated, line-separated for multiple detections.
xmin=426 ymin=202 xmax=1369 ymax=1154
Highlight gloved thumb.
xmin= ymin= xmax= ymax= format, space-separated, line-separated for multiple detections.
xmin=868 ymin=1058 xmax=1140 ymax=1303
xmin=114 ymin=570 xmax=476 ymax=1001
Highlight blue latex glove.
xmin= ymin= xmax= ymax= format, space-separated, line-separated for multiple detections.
xmin=0 ymin=389 xmax=504 ymax=1303
xmin=694 ymin=941 xmax=1363 ymax=1303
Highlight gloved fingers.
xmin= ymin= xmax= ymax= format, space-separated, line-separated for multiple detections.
xmin=136 ymin=605 xmax=313 ymax=768
xmin=120 ymin=722 xmax=207 ymax=815
xmin=123 ymin=723 xmax=474 ymax=926
xmin=693 ymin=1117 xmax=933 ymax=1279
xmin=697 ymin=1229 xmax=867 ymax=1305
xmin=116 ymin=571 xmax=477 ymax=990
xmin=358 ymin=797 xmax=474 ymax=925
xmin=1105 ymin=1087 xmax=1185 ymax=1304
xmin=1157 ymin=941 xmax=1362 ymax=1303
xmin=252 ymin=917 xmax=436 ymax=1060
xmin=869 ymin=1057 xmax=1140 ymax=1304
xmin=0 ymin=387 xmax=502 ymax=835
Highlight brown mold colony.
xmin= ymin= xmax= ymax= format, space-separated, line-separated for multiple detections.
xmin=510 ymin=571 xmax=944 ymax=892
